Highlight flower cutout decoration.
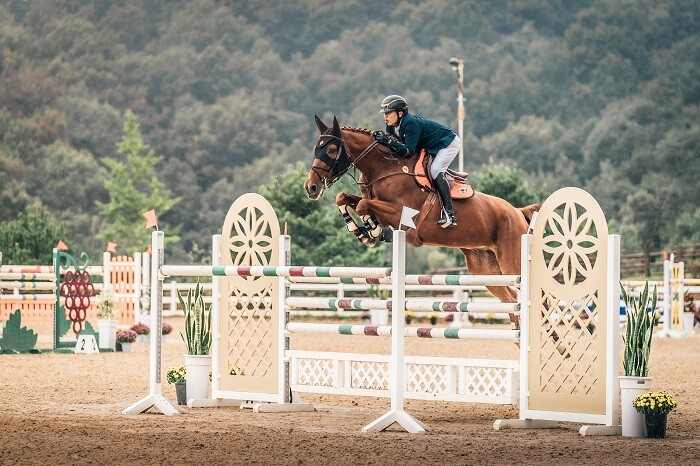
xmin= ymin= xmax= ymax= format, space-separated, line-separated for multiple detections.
xmin=541 ymin=201 xmax=600 ymax=286
xmin=226 ymin=206 xmax=274 ymax=268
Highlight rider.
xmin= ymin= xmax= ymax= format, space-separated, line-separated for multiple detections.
xmin=374 ymin=95 xmax=460 ymax=228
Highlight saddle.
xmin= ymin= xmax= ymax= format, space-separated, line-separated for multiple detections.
xmin=414 ymin=149 xmax=474 ymax=199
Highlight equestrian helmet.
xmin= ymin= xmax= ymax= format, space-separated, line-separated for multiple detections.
xmin=378 ymin=95 xmax=408 ymax=114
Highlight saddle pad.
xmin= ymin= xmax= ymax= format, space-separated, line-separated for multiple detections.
xmin=414 ymin=149 xmax=474 ymax=200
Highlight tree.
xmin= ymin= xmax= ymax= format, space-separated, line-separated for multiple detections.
xmin=472 ymin=160 xmax=540 ymax=207
xmin=481 ymin=115 xmax=564 ymax=173
xmin=259 ymin=163 xmax=389 ymax=267
xmin=97 ymin=110 xmax=180 ymax=253
xmin=0 ymin=204 xmax=65 ymax=264
xmin=620 ymin=173 xmax=680 ymax=274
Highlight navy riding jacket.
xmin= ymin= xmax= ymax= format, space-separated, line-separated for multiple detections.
xmin=386 ymin=114 xmax=456 ymax=156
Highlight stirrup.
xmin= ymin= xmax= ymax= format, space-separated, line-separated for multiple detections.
xmin=437 ymin=210 xmax=457 ymax=228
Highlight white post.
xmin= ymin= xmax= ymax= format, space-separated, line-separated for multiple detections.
xmin=169 ymin=281 xmax=178 ymax=316
xmin=211 ymin=235 xmax=221 ymax=396
xmin=142 ymin=251 xmax=151 ymax=289
xmin=134 ymin=251 xmax=142 ymax=323
xmin=279 ymin=234 xmax=291 ymax=404
xmin=657 ymin=255 xmax=673 ymax=337
xmin=518 ymin=233 xmax=531 ymax=422
xmin=363 ymin=229 xmax=426 ymax=433
xmin=607 ymin=235 xmax=621 ymax=427
xmin=102 ymin=251 xmax=111 ymax=290
xmin=337 ymin=282 xmax=345 ymax=317
xmin=122 ymin=230 xmax=183 ymax=415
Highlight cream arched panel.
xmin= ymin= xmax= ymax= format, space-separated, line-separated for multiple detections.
xmin=217 ymin=193 xmax=280 ymax=397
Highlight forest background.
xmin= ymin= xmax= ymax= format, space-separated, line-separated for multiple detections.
xmin=0 ymin=0 xmax=697 ymax=273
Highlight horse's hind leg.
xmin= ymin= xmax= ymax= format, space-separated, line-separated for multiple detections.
xmin=461 ymin=249 xmax=519 ymax=328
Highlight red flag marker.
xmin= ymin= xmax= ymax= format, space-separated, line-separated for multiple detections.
xmin=106 ymin=242 xmax=118 ymax=253
xmin=56 ymin=240 xmax=69 ymax=251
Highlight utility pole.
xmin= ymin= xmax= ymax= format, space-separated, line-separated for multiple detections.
xmin=449 ymin=57 xmax=465 ymax=172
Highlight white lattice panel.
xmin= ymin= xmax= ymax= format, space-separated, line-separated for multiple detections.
xmin=288 ymin=350 xmax=517 ymax=404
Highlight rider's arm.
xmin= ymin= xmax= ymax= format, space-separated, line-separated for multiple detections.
xmin=384 ymin=119 xmax=419 ymax=158
xmin=400 ymin=119 xmax=420 ymax=156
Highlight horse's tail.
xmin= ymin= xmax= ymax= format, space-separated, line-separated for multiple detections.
xmin=519 ymin=203 xmax=542 ymax=225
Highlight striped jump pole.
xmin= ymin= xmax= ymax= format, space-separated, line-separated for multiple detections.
xmin=405 ymin=274 xmax=519 ymax=287
xmin=0 ymin=281 xmax=56 ymax=290
xmin=286 ymin=274 xmax=519 ymax=287
xmin=286 ymin=322 xmax=520 ymax=341
xmin=284 ymin=297 xmax=519 ymax=314
xmin=161 ymin=264 xmax=391 ymax=280
xmin=0 ymin=294 xmax=55 ymax=301
xmin=0 ymin=266 xmax=55 ymax=274
xmin=0 ymin=272 xmax=56 ymax=281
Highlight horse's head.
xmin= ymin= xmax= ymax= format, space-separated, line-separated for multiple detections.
xmin=304 ymin=115 xmax=351 ymax=200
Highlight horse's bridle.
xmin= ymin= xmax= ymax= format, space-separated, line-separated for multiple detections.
xmin=312 ymin=133 xmax=379 ymax=189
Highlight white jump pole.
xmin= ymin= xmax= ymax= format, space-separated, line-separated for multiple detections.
xmin=363 ymin=229 xmax=427 ymax=433
xmin=123 ymin=230 xmax=183 ymax=415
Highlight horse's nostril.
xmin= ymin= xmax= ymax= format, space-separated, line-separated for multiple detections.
xmin=310 ymin=184 xmax=317 ymax=194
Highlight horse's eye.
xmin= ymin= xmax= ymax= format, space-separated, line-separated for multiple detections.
xmin=327 ymin=146 xmax=337 ymax=157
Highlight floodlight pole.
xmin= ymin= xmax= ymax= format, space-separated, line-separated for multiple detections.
xmin=449 ymin=57 xmax=465 ymax=173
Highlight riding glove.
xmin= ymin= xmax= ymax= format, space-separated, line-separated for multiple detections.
xmin=373 ymin=131 xmax=410 ymax=158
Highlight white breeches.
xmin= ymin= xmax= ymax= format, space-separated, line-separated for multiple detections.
xmin=430 ymin=134 xmax=461 ymax=178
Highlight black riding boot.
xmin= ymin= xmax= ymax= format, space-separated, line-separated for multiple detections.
xmin=434 ymin=173 xmax=457 ymax=228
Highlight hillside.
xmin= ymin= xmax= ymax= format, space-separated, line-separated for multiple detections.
xmin=0 ymin=0 xmax=698 ymax=262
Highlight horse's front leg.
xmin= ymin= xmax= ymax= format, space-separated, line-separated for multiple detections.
xmin=356 ymin=198 xmax=402 ymax=239
xmin=335 ymin=192 xmax=380 ymax=247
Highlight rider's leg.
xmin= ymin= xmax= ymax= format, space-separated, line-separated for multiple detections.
xmin=433 ymin=173 xmax=456 ymax=227
xmin=431 ymin=136 xmax=460 ymax=228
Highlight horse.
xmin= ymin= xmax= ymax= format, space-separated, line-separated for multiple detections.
xmin=304 ymin=115 xmax=541 ymax=328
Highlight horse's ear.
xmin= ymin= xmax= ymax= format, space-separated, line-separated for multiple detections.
xmin=332 ymin=115 xmax=341 ymax=136
xmin=314 ymin=114 xmax=329 ymax=133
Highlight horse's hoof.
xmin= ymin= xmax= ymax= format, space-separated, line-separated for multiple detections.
xmin=379 ymin=227 xmax=393 ymax=243
xmin=361 ymin=237 xmax=377 ymax=247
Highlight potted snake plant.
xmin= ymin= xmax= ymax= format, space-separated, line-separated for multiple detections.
xmin=179 ymin=280 xmax=212 ymax=403
xmin=619 ymin=281 xmax=658 ymax=437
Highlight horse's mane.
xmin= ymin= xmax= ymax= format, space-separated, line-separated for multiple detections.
xmin=342 ymin=125 xmax=395 ymax=156
xmin=341 ymin=126 xmax=373 ymax=136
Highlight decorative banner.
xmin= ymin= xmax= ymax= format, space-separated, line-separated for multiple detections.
xmin=143 ymin=209 xmax=158 ymax=229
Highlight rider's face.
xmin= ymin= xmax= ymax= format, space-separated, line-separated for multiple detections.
xmin=384 ymin=110 xmax=400 ymax=127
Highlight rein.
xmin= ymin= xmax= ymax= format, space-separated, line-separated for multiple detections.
xmin=315 ymin=130 xmax=423 ymax=192
xmin=355 ymin=146 xmax=424 ymax=191
xmin=324 ymin=139 xmax=380 ymax=189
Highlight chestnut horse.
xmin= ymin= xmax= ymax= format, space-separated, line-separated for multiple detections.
xmin=304 ymin=116 xmax=541 ymax=326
